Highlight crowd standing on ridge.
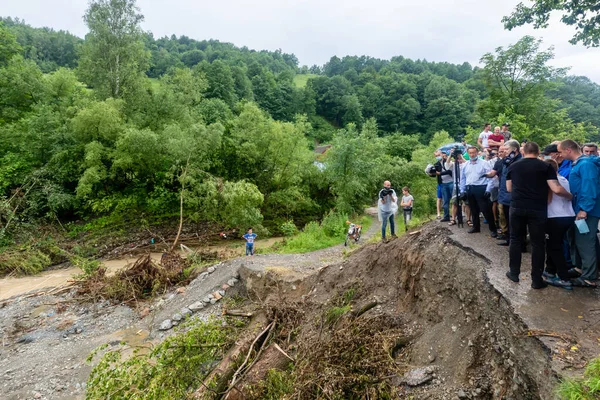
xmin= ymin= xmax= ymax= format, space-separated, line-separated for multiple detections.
xmin=378 ymin=123 xmax=600 ymax=290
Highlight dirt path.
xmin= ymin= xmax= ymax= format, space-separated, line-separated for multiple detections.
xmin=0 ymin=216 xmax=380 ymax=399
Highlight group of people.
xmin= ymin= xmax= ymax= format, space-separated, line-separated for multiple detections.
xmin=428 ymin=123 xmax=600 ymax=290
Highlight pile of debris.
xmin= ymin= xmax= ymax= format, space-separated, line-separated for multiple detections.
xmin=76 ymin=253 xmax=191 ymax=303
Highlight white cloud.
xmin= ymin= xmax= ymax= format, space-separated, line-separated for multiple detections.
xmin=2 ymin=0 xmax=600 ymax=82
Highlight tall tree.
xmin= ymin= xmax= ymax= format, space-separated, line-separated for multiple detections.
xmin=503 ymin=1 xmax=600 ymax=47
xmin=478 ymin=36 xmax=567 ymax=121
xmin=78 ymin=0 xmax=149 ymax=98
xmin=0 ymin=22 xmax=21 ymax=66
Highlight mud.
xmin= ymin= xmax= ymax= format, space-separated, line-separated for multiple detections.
xmin=239 ymin=224 xmax=562 ymax=399
xmin=1 ymin=220 xmax=590 ymax=399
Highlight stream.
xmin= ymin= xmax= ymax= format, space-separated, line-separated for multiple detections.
xmin=0 ymin=237 xmax=283 ymax=301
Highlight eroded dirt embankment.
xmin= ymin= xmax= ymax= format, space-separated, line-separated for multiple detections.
xmin=238 ymin=225 xmax=556 ymax=399
xmin=1 ymin=223 xmax=560 ymax=399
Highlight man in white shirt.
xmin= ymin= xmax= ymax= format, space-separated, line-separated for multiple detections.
xmin=477 ymin=123 xmax=492 ymax=149
xmin=460 ymin=146 xmax=497 ymax=237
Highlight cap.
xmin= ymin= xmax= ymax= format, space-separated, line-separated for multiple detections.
xmin=501 ymin=123 xmax=509 ymax=127
xmin=542 ymin=144 xmax=558 ymax=155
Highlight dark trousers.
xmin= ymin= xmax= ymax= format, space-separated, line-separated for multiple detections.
xmin=467 ymin=185 xmax=497 ymax=233
xmin=545 ymin=217 xmax=575 ymax=280
xmin=509 ymin=207 xmax=546 ymax=285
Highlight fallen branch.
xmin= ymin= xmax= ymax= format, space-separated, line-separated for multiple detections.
xmin=228 ymin=321 xmax=274 ymax=390
xmin=521 ymin=329 xmax=576 ymax=343
xmin=224 ymin=310 xmax=254 ymax=318
xmin=273 ymin=343 xmax=294 ymax=362
xmin=352 ymin=301 xmax=378 ymax=318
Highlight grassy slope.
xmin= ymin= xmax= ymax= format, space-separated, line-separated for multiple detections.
xmin=293 ymin=74 xmax=318 ymax=88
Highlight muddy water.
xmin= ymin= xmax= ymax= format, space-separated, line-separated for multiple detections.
xmin=0 ymin=238 xmax=283 ymax=301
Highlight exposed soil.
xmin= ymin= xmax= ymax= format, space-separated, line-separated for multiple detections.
xmin=0 ymin=219 xmax=591 ymax=399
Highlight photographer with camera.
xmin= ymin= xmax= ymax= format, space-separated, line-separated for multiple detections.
xmin=460 ymin=147 xmax=497 ymax=237
xmin=434 ymin=151 xmax=454 ymax=222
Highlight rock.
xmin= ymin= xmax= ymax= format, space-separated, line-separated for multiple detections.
xmin=210 ymin=298 xmax=217 ymax=304
xmin=221 ymin=284 xmax=230 ymax=290
xmin=188 ymin=301 xmax=205 ymax=312
xmin=139 ymin=307 xmax=150 ymax=318
xmin=159 ymin=319 xmax=173 ymax=331
xmin=451 ymin=325 xmax=458 ymax=332
xmin=458 ymin=389 xmax=467 ymax=398
xmin=227 ymin=278 xmax=238 ymax=286
xmin=16 ymin=334 xmax=35 ymax=344
xmin=207 ymin=266 xmax=216 ymax=273
xmin=203 ymin=296 xmax=212 ymax=303
xmin=428 ymin=353 xmax=437 ymax=363
xmin=395 ymin=366 xmax=437 ymax=387
xmin=199 ymin=272 xmax=209 ymax=280
xmin=166 ymin=293 xmax=176 ymax=301
xmin=172 ymin=313 xmax=183 ymax=322
xmin=34 ymin=392 xmax=42 ymax=399
xmin=176 ymin=287 xmax=186 ymax=294
xmin=468 ymin=340 xmax=474 ymax=347
xmin=218 ymin=289 xmax=226 ymax=297
xmin=75 ymin=327 xmax=83 ymax=334
xmin=180 ymin=308 xmax=192 ymax=317
xmin=213 ymin=291 xmax=223 ymax=300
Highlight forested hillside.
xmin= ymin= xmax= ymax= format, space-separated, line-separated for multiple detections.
xmin=1 ymin=0 xmax=600 ymax=272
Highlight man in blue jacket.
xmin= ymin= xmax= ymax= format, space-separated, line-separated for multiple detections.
xmin=559 ymin=140 xmax=600 ymax=287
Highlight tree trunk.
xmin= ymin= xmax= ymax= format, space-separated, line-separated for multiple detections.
xmin=193 ymin=312 xmax=268 ymax=399
xmin=224 ymin=344 xmax=292 ymax=400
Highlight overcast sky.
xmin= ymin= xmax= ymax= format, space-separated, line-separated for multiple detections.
xmin=3 ymin=0 xmax=600 ymax=83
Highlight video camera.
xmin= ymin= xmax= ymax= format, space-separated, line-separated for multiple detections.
xmin=450 ymin=145 xmax=462 ymax=159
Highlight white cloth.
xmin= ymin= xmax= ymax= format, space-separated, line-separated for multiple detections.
xmin=377 ymin=189 xmax=398 ymax=221
xmin=548 ymin=175 xmax=576 ymax=218
xmin=479 ymin=131 xmax=491 ymax=148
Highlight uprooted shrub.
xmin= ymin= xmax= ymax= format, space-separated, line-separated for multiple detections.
xmin=76 ymin=253 xmax=191 ymax=303
xmin=86 ymin=316 xmax=246 ymax=400
xmin=241 ymin=299 xmax=405 ymax=400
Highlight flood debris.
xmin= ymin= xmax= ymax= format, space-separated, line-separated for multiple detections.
xmin=75 ymin=253 xmax=190 ymax=303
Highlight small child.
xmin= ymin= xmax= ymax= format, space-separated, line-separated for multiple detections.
xmin=400 ymin=187 xmax=414 ymax=228
xmin=242 ymin=228 xmax=257 ymax=262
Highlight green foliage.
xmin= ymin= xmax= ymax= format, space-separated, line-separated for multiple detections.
xmin=78 ymin=0 xmax=150 ymax=99
xmin=220 ymin=180 xmax=264 ymax=229
xmin=280 ymin=220 xmax=298 ymax=236
xmin=253 ymin=368 xmax=296 ymax=399
xmin=325 ymin=288 xmax=356 ymax=325
xmin=72 ymin=255 xmax=101 ymax=276
xmin=326 ymin=119 xmax=385 ymax=214
xmin=0 ymin=22 xmax=21 ymax=66
xmin=503 ymin=1 xmax=600 ymax=47
xmin=86 ymin=317 xmax=243 ymax=400
xmin=557 ymin=357 xmax=600 ymax=399
xmin=272 ymin=214 xmax=372 ymax=254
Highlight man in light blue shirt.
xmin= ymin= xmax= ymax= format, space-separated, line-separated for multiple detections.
xmin=460 ymin=147 xmax=497 ymax=237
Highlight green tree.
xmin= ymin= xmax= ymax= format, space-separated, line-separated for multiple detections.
xmin=478 ymin=36 xmax=567 ymax=125
xmin=325 ymin=118 xmax=385 ymax=213
xmin=503 ymin=1 xmax=600 ymax=47
xmin=0 ymin=22 xmax=21 ymax=66
xmin=78 ymin=0 xmax=150 ymax=98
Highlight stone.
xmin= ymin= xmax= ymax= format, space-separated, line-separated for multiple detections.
xmin=180 ymin=308 xmax=192 ymax=317
xmin=221 ymin=284 xmax=230 ymax=290
xmin=139 ymin=307 xmax=151 ymax=318
xmin=218 ymin=289 xmax=226 ymax=297
xmin=188 ymin=301 xmax=205 ymax=312
xmin=159 ymin=319 xmax=173 ymax=331
xmin=176 ymin=287 xmax=186 ymax=294
xmin=207 ymin=266 xmax=216 ymax=273
xmin=34 ymin=393 xmax=42 ymax=399
xmin=458 ymin=389 xmax=467 ymax=398
xmin=213 ymin=291 xmax=223 ymax=300
xmin=203 ymin=296 xmax=212 ymax=303
xmin=210 ymin=298 xmax=217 ymax=305
xmin=395 ymin=366 xmax=437 ymax=387
xmin=172 ymin=313 xmax=183 ymax=322
xmin=17 ymin=334 xmax=35 ymax=344
xmin=228 ymin=278 xmax=238 ymax=286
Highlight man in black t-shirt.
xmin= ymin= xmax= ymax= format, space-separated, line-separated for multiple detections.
xmin=505 ymin=142 xmax=573 ymax=289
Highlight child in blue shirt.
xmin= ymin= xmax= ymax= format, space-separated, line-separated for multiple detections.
xmin=243 ymin=228 xmax=257 ymax=262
